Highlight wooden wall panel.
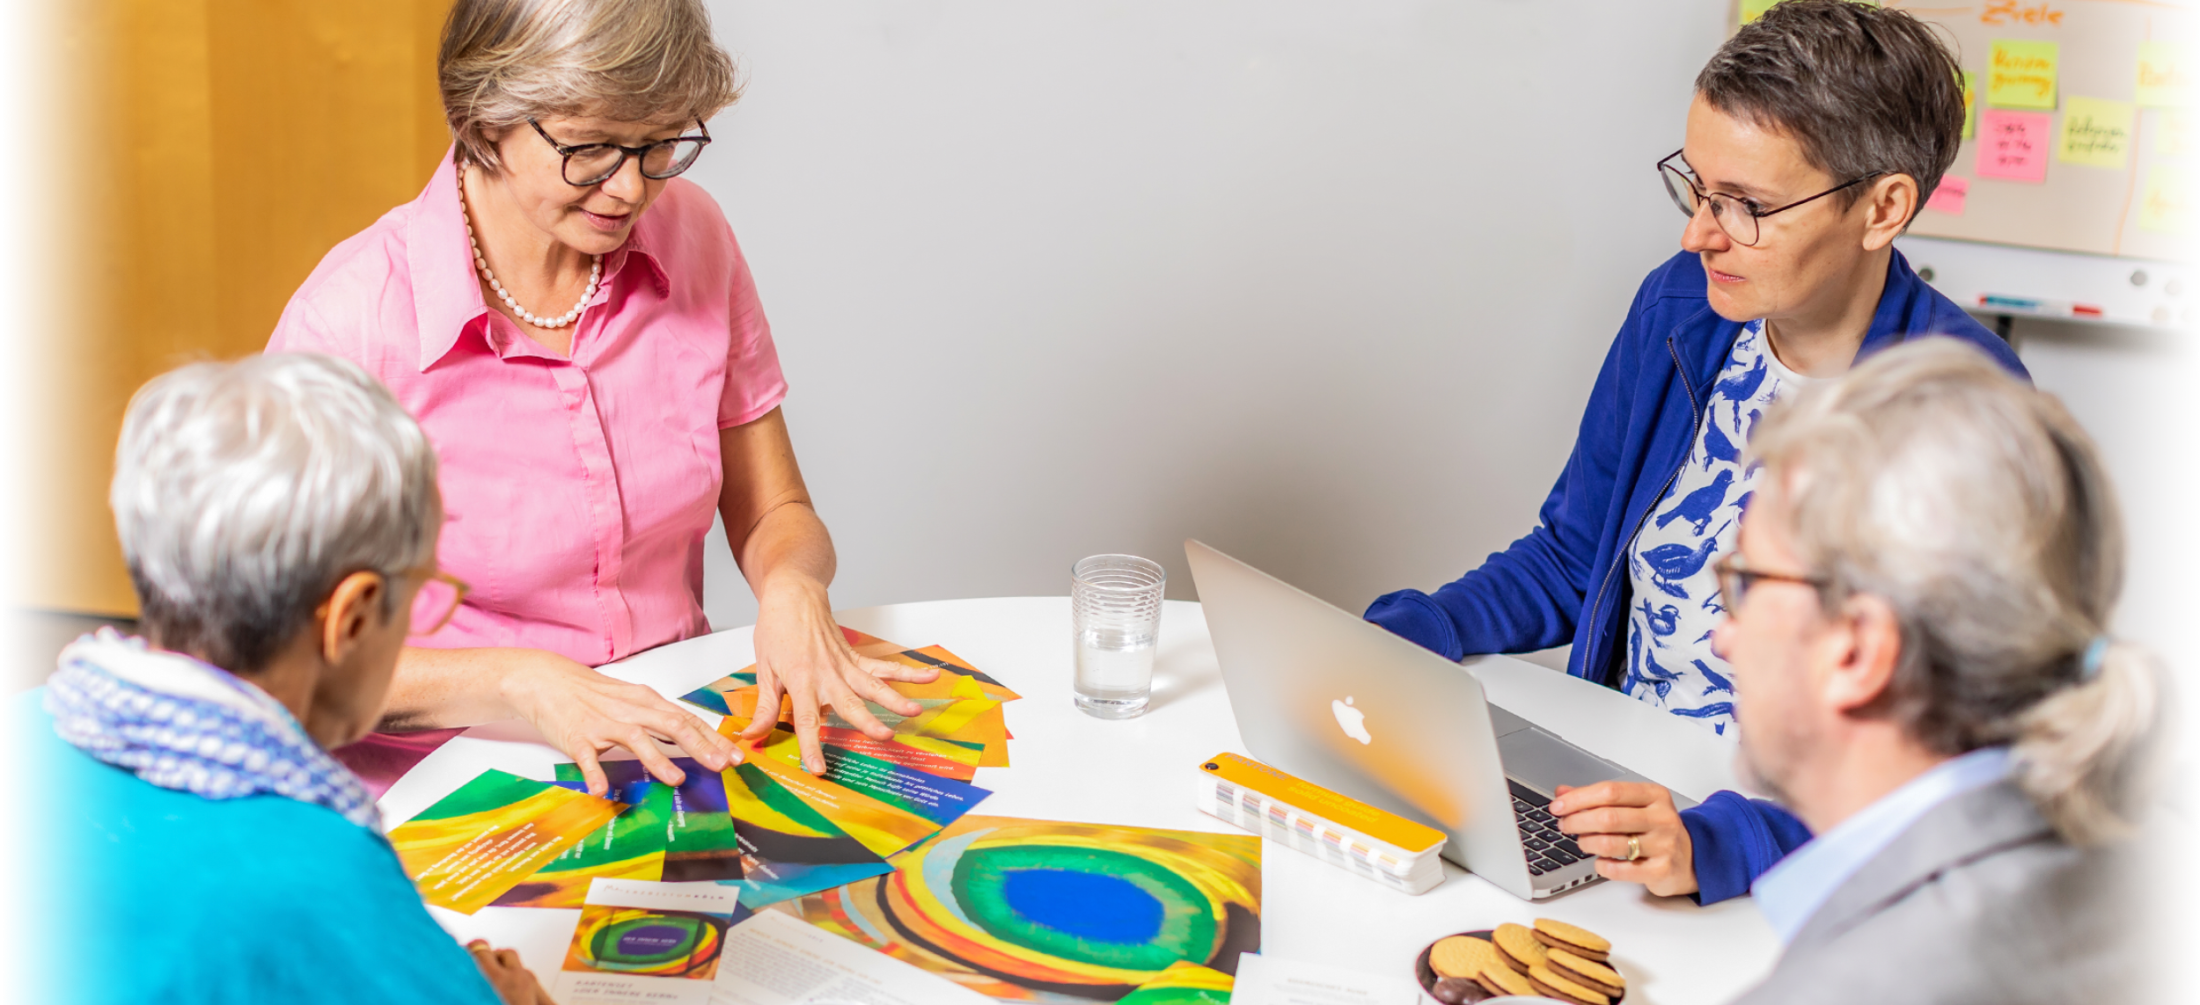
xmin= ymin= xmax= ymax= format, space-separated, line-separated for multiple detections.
xmin=27 ymin=0 xmax=450 ymax=615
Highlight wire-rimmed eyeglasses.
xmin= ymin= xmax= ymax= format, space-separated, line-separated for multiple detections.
xmin=1658 ymin=149 xmax=1880 ymax=247
xmin=530 ymin=118 xmax=712 ymax=187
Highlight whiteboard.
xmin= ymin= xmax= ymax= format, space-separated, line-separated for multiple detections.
xmin=1893 ymin=0 xmax=2193 ymax=262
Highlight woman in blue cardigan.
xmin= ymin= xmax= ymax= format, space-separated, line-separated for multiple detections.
xmin=1365 ymin=2 xmax=2027 ymax=902
xmin=26 ymin=354 xmax=548 ymax=1004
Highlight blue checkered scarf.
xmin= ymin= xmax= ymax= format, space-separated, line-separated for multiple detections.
xmin=45 ymin=629 xmax=380 ymax=830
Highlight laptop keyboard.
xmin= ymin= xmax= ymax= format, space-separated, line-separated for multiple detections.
xmin=1509 ymin=780 xmax=1588 ymax=876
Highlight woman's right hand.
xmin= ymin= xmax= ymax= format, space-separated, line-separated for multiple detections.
xmin=466 ymin=941 xmax=557 ymax=1005
xmin=1550 ymin=780 xmax=1699 ymax=897
xmin=496 ymin=648 xmax=740 ymax=797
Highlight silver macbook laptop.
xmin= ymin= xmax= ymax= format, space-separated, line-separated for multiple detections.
xmin=1185 ymin=539 xmax=1692 ymax=899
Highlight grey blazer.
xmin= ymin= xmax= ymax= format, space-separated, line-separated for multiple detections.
xmin=1731 ymin=779 xmax=2141 ymax=1005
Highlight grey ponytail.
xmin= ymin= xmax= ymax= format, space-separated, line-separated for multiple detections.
xmin=1748 ymin=339 xmax=2163 ymax=846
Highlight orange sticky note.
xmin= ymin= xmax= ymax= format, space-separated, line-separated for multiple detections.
xmin=1977 ymin=110 xmax=2051 ymax=183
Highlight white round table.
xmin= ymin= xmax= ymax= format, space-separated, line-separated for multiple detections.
xmin=385 ymin=597 xmax=1780 ymax=1004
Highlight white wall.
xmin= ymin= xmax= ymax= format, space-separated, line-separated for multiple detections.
xmin=690 ymin=2 xmax=2195 ymax=688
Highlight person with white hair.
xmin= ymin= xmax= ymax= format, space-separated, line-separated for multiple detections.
xmin=24 ymin=354 xmax=549 ymax=1004
xmin=267 ymin=0 xmax=938 ymax=797
xmin=1715 ymin=339 xmax=2158 ymax=1003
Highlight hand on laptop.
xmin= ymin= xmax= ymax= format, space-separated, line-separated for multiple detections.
xmin=1549 ymin=781 xmax=1697 ymax=897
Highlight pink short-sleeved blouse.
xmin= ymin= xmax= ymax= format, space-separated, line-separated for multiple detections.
xmin=269 ymin=151 xmax=787 ymax=667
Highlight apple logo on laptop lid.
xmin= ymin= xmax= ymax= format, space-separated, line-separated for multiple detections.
xmin=1331 ymin=696 xmax=1372 ymax=745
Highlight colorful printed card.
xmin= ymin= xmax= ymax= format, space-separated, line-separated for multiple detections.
xmin=492 ymin=778 xmax=671 ymax=908
xmin=719 ymin=760 xmax=895 ymax=907
xmin=389 ymin=769 xmax=623 ymax=914
xmin=555 ymin=879 xmax=741 ymax=1005
xmin=743 ymin=727 xmax=993 ymax=826
xmin=1977 ymin=110 xmax=2052 ymax=183
xmin=2138 ymin=41 xmax=2190 ymax=108
xmin=2140 ymin=166 xmax=2188 ymax=234
xmin=1120 ymin=961 xmax=1235 ymax=1004
xmin=679 ymin=630 xmax=1020 ymax=717
xmin=740 ymin=752 xmax=943 ymax=859
xmin=786 ymin=816 xmax=1262 ymax=1001
xmin=2057 ymin=97 xmax=2135 ymax=169
xmin=1987 ymin=39 xmax=2057 ymax=110
xmin=587 ymin=758 xmax=748 ymax=883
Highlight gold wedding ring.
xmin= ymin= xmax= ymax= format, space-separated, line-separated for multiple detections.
xmin=1626 ymin=835 xmax=1643 ymax=861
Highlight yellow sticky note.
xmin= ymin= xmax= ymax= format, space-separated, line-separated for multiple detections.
xmin=1740 ymin=0 xmax=1779 ymax=24
xmin=2139 ymin=167 xmax=2188 ymax=235
xmin=2137 ymin=41 xmax=2191 ymax=108
xmin=1988 ymin=39 xmax=2058 ymax=110
xmin=2164 ymin=108 xmax=2200 ymax=159
xmin=1963 ymin=71 xmax=1978 ymax=140
xmin=2056 ymin=97 xmax=2135 ymax=168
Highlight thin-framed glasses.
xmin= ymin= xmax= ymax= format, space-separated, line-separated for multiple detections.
xmin=1713 ymin=553 xmax=1831 ymax=612
xmin=409 ymin=570 xmax=471 ymax=636
xmin=529 ymin=118 xmax=712 ymax=187
xmin=1657 ymin=149 xmax=1880 ymax=247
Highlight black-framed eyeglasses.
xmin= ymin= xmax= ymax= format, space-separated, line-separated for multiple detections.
xmin=1658 ymin=150 xmax=1880 ymax=247
xmin=1713 ymin=553 xmax=1832 ymax=612
xmin=530 ymin=118 xmax=712 ymax=187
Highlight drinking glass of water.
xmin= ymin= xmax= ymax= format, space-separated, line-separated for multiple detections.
xmin=1071 ymin=554 xmax=1166 ymax=719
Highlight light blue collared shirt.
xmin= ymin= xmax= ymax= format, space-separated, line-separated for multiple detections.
xmin=1750 ymin=746 xmax=2013 ymax=943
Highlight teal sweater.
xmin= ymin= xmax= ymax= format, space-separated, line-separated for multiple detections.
xmin=21 ymin=689 xmax=502 ymax=1005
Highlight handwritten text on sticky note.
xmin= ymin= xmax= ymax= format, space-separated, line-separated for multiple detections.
xmin=2139 ymin=167 xmax=2188 ymax=235
xmin=1977 ymin=110 xmax=2052 ymax=182
xmin=2056 ymin=97 xmax=2134 ymax=168
xmin=1988 ymin=40 xmax=2058 ymax=110
xmin=2137 ymin=42 xmax=2190 ymax=108
xmin=2164 ymin=108 xmax=2200 ymax=159
xmin=1925 ymin=176 xmax=1970 ymax=216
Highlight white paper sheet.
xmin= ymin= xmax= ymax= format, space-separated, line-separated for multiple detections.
xmin=709 ymin=910 xmax=993 ymax=1005
xmin=1228 ymin=953 xmax=1425 ymax=1005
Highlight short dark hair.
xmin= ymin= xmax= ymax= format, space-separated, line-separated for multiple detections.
xmin=1696 ymin=0 xmax=1965 ymax=209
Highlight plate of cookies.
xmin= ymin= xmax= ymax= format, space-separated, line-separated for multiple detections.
xmin=1413 ymin=918 xmax=1625 ymax=1004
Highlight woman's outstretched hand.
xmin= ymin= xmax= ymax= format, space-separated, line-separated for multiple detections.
xmin=467 ymin=941 xmax=558 ymax=1005
xmin=498 ymin=648 xmax=739 ymax=797
xmin=740 ymin=575 xmax=940 ymax=774
xmin=1550 ymin=780 xmax=1699 ymax=897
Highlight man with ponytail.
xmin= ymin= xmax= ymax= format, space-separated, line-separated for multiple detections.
xmin=1720 ymin=338 xmax=2158 ymax=1004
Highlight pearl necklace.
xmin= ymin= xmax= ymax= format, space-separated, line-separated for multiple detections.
xmin=458 ymin=172 xmax=600 ymax=330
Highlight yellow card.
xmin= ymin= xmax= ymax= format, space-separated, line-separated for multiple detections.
xmin=1988 ymin=39 xmax=2058 ymax=110
xmin=2057 ymin=97 xmax=2135 ymax=168
xmin=2140 ymin=166 xmax=2188 ymax=235
xmin=1963 ymin=70 xmax=1978 ymax=140
xmin=2156 ymin=108 xmax=2191 ymax=157
xmin=2138 ymin=41 xmax=2191 ymax=108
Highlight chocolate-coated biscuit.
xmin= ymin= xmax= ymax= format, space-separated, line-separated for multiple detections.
xmin=1548 ymin=947 xmax=1625 ymax=999
xmin=1429 ymin=975 xmax=1490 ymax=1004
xmin=1474 ymin=962 xmax=1535 ymax=999
xmin=1527 ymin=962 xmax=1610 ymax=1005
xmin=1430 ymin=934 xmax=1501 ymax=980
xmin=1532 ymin=918 xmax=1612 ymax=961
xmin=1491 ymin=923 xmax=1548 ymax=973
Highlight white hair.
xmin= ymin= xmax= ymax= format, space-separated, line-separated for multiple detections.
xmin=1749 ymin=339 xmax=2162 ymax=845
xmin=111 ymin=353 xmax=440 ymax=674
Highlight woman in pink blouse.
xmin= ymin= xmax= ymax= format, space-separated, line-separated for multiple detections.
xmin=269 ymin=0 xmax=932 ymax=796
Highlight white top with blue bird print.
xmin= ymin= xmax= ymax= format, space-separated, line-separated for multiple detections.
xmin=1622 ymin=320 xmax=1815 ymax=736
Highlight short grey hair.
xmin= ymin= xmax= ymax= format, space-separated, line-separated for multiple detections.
xmin=439 ymin=0 xmax=740 ymax=173
xmin=1697 ymin=0 xmax=1966 ymax=211
xmin=1749 ymin=339 xmax=2162 ymax=845
xmin=112 ymin=353 xmax=441 ymax=675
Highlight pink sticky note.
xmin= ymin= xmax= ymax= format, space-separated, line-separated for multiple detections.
xmin=1925 ymin=175 xmax=1970 ymax=215
xmin=1976 ymin=110 xmax=2051 ymax=183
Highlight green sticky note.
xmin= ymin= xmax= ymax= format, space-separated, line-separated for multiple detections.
xmin=2147 ymin=163 xmax=2200 ymax=237
xmin=2156 ymin=108 xmax=2191 ymax=159
xmin=2056 ymin=97 xmax=2135 ymax=168
xmin=1988 ymin=39 xmax=2058 ymax=110
xmin=1963 ymin=71 xmax=1978 ymax=140
xmin=2137 ymin=41 xmax=2190 ymax=108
